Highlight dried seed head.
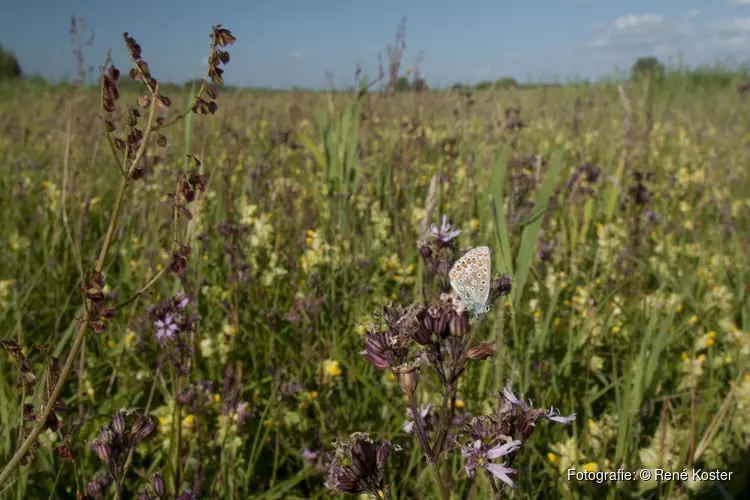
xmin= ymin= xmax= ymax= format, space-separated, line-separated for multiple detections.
xmin=466 ymin=341 xmax=496 ymax=360
xmin=211 ymin=25 xmax=236 ymax=47
xmin=394 ymin=363 xmax=420 ymax=396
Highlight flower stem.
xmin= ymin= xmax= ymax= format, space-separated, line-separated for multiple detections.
xmin=428 ymin=461 xmax=450 ymax=500
xmin=0 ymin=75 xmax=160 ymax=491
xmin=408 ymin=394 xmax=448 ymax=500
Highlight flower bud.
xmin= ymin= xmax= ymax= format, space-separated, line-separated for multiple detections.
xmin=489 ymin=274 xmax=513 ymax=302
xmin=466 ymin=341 xmax=496 ymax=360
xmin=91 ymin=441 xmax=110 ymax=465
xmin=412 ymin=325 xmax=431 ymax=345
xmin=111 ymin=411 xmax=126 ymax=436
xmin=395 ymin=364 xmax=420 ymax=396
xmin=131 ymin=415 xmax=158 ymax=443
xmin=152 ymin=472 xmax=165 ymax=498
xmin=449 ymin=310 xmax=469 ymax=336
xmin=433 ymin=312 xmax=449 ymax=337
xmin=397 ymin=371 xmax=419 ymax=396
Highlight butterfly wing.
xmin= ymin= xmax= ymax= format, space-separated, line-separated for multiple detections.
xmin=449 ymin=246 xmax=492 ymax=308
xmin=472 ymin=246 xmax=492 ymax=306
xmin=449 ymin=253 xmax=470 ymax=299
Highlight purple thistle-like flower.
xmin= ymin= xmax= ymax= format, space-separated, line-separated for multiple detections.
xmin=461 ymin=439 xmax=521 ymax=489
xmin=429 ymin=215 xmax=462 ymax=245
xmin=155 ymin=314 xmax=179 ymax=341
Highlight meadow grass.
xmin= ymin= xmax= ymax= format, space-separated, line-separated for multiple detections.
xmin=0 ymin=60 xmax=749 ymax=500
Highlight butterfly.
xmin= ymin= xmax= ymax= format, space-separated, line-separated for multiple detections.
xmin=449 ymin=246 xmax=492 ymax=318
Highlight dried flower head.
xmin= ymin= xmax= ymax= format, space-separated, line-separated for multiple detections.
xmin=325 ymin=433 xmax=400 ymax=498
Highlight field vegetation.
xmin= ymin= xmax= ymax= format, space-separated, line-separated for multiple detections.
xmin=0 ymin=22 xmax=749 ymax=500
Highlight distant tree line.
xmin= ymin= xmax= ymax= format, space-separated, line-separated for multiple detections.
xmin=0 ymin=45 xmax=22 ymax=80
xmin=394 ymin=75 xmax=429 ymax=92
xmin=449 ymin=57 xmax=750 ymax=92
xmin=2 ymin=50 xmax=749 ymax=92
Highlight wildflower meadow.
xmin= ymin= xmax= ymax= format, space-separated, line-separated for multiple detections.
xmin=1 ymin=21 xmax=750 ymax=500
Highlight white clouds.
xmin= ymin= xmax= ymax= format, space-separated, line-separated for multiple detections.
xmin=729 ymin=0 xmax=750 ymax=6
xmin=587 ymin=12 xmax=695 ymax=55
xmin=706 ymin=19 xmax=750 ymax=50
xmin=587 ymin=38 xmax=608 ymax=48
xmin=713 ymin=17 xmax=750 ymax=32
xmin=288 ymin=50 xmax=303 ymax=60
xmin=476 ymin=66 xmax=494 ymax=78
xmin=612 ymin=14 xmax=663 ymax=30
xmin=710 ymin=34 xmax=748 ymax=48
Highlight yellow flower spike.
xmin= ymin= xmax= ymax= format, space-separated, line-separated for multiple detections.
xmin=688 ymin=315 xmax=698 ymax=325
xmin=547 ymin=452 xmax=558 ymax=464
xmin=677 ymin=304 xmax=684 ymax=313
xmin=155 ymin=264 xmax=163 ymax=272
xmin=611 ymin=326 xmax=621 ymax=334
xmin=455 ymin=399 xmax=465 ymax=409
xmin=533 ymin=311 xmax=542 ymax=320
xmin=681 ymin=352 xmax=689 ymax=361
xmin=213 ymin=394 xmax=221 ymax=402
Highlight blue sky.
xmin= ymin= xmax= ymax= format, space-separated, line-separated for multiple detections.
xmin=3 ymin=0 xmax=750 ymax=88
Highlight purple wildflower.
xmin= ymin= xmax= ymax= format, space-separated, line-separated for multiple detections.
xmin=403 ymin=404 xmax=432 ymax=434
xmin=301 ymin=448 xmax=321 ymax=464
xmin=175 ymin=292 xmax=190 ymax=309
xmin=429 ymin=215 xmax=462 ymax=245
xmin=501 ymin=385 xmax=577 ymax=424
xmin=461 ymin=439 xmax=521 ymax=489
xmin=235 ymin=401 xmax=250 ymax=424
xmin=155 ymin=314 xmax=179 ymax=342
